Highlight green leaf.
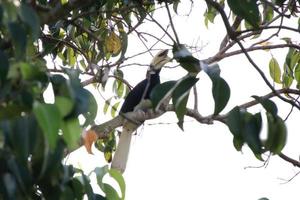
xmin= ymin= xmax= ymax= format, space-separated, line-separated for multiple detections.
xmin=103 ymin=183 xmax=121 ymax=200
xmin=0 ymin=50 xmax=9 ymax=82
xmin=61 ymin=118 xmax=81 ymax=150
xmin=243 ymin=112 xmax=263 ymax=157
xmin=19 ymin=62 xmax=46 ymax=81
xmin=111 ymin=102 xmax=120 ymax=118
xmin=83 ymin=91 xmax=98 ymax=126
xmin=172 ymin=77 xmax=199 ymax=129
xmin=8 ymin=22 xmax=27 ymax=60
xmin=19 ymin=3 xmax=40 ymax=39
xmin=173 ymin=44 xmax=201 ymax=73
xmin=173 ymin=0 xmax=180 ymax=14
xmin=2 ymin=173 xmax=17 ymax=199
xmin=252 ymin=96 xmax=278 ymax=117
xmin=71 ymin=179 xmax=84 ymax=200
xmin=211 ymin=76 xmax=230 ymax=115
xmin=227 ymin=0 xmax=260 ymax=28
xmin=33 ymin=102 xmax=60 ymax=150
xmin=103 ymin=98 xmax=112 ymax=114
xmin=150 ymin=81 xmax=177 ymax=110
xmin=262 ymin=4 xmax=274 ymax=23
xmin=113 ymin=70 xmax=125 ymax=98
xmin=282 ymin=70 xmax=293 ymax=88
xmin=226 ymin=106 xmax=243 ymax=138
xmin=109 ymin=169 xmax=126 ymax=200
xmin=204 ymin=63 xmax=221 ymax=78
xmin=265 ymin=114 xmax=287 ymax=154
xmin=204 ymin=4 xmax=218 ymax=26
xmin=275 ymin=0 xmax=287 ymax=5
xmin=285 ymin=48 xmax=296 ymax=72
xmin=233 ymin=137 xmax=244 ymax=151
xmin=61 ymin=0 xmax=68 ymax=5
xmin=295 ymin=63 xmax=300 ymax=82
xmin=95 ymin=165 xmax=109 ymax=190
xmin=203 ymin=63 xmax=230 ymax=114
xmin=55 ymin=96 xmax=74 ymax=117
xmin=269 ymin=57 xmax=281 ymax=83
xmin=67 ymin=47 xmax=76 ymax=67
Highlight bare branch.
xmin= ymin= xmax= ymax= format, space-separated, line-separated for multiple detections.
xmin=165 ymin=2 xmax=180 ymax=44
xmin=278 ymin=153 xmax=300 ymax=168
xmin=207 ymin=43 xmax=300 ymax=63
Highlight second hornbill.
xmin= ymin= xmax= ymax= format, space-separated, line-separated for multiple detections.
xmin=111 ymin=49 xmax=171 ymax=173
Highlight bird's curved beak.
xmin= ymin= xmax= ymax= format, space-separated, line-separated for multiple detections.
xmin=149 ymin=49 xmax=172 ymax=71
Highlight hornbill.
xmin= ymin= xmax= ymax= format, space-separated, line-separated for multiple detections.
xmin=111 ymin=49 xmax=171 ymax=173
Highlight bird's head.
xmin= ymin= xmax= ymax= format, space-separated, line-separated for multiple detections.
xmin=149 ymin=49 xmax=171 ymax=72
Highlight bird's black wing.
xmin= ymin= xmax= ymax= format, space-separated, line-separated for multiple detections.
xmin=120 ymin=79 xmax=148 ymax=113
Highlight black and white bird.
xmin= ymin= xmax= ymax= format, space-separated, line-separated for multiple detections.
xmin=111 ymin=49 xmax=171 ymax=173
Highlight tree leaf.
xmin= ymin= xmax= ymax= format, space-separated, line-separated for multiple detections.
xmin=109 ymin=168 xmax=126 ymax=200
xmin=111 ymin=102 xmax=120 ymax=118
xmin=55 ymin=96 xmax=74 ymax=117
xmin=203 ymin=63 xmax=230 ymax=114
xmin=82 ymin=91 xmax=98 ymax=126
xmin=67 ymin=47 xmax=76 ymax=67
xmin=282 ymin=69 xmax=293 ymax=88
xmin=103 ymin=98 xmax=112 ymax=114
xmin=262 ymin=3 xmax=274 ymax=23
xmin=275 ymin=0 xmax=287 ymax=5
xmin=61 ymin=118 xmax=81 ymax=150
xmin=227 ymin=0 xmax=260 ymax=28
xmin=265 ymin=114 xmax=287 ymax=154
xmin=172 ymin=44 xmax=201 ymax=73
xmin=233 ymin=137 xmax=244 ymax=151
xmin=103 ymin=183 xmax=121 ymax=200
xmin=105 ymin=31 xmax=121 ymax=55
xmin=172 ymin=77 xmax=199 ymax=130
xmin=295 ymin=63 xmax=300 ymax=83
xmin=33 ymin=102 xmax=60 ymax=150
xmin=150 ymin=81 xmax=177 ymax=110
xmin=19 ymin=3 xmax=40 ymax=40
xmin=0 ymin=50 xmax=9 ymax=82
xmin=211 ymin=77 xmax=230 ymax=115
xmin=269 ymin=57 xmax=281 ymax=83
xmin=8 ymin=22 xmax=27 ymax=60
xmin=226 ymin=106 xmax=243 ymax=138
xmin=243 ymin=112 xmax=263 ymax=158
xmin=252 ymin=95 xmax=278 ymax=117
xmin=203 ymin=63 xmax=221 ymax=78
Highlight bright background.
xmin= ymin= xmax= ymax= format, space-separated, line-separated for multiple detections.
xmin=65 ymin=1 xmax=300 ymax=199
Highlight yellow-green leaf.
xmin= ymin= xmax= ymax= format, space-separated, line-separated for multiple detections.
xmin=33 ymin=102 xmax=60 ymax=150
xmin=105 ymin=32 xmax=121 ymax=55
xmin=269 ymin=57 xmax=281 ymax=83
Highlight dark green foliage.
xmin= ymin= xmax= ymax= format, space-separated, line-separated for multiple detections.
xmin=227 ymin=0 xmax=260 ymax=28
xmin=204 ymin=64 xmax=230 ymax=115
xmin=0 ymin=0 xmax=297 ymax=198
xmin=226 ymin=97 xmax=287 ymax=158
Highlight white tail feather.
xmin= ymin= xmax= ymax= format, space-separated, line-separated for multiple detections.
xmin=111 ymin=128 xmax=133 ymax=173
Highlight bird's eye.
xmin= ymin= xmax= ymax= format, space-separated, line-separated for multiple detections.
xmin=157 ymin=50 xmax=168 ymax=57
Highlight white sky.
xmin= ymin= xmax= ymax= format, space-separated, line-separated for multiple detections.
xmin=65 ymin=1 xmax=300 ymax=200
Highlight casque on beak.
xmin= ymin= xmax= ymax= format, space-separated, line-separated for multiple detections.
xmin=148 ymin=49 xmax=171 ymax=72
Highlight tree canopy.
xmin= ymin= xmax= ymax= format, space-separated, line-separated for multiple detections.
xmin=1 ymin=0 xmax=300 ymax=199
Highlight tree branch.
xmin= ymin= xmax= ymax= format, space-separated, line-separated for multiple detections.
xmin=165 ymin=2 xmax=180 ymax=44
xmin=207 ymin=43 xmax=300 ymax=63
xmin=278 ymin=153 xmax=300 ymax=168
xmin=40 ymin=0 xmax=94 ymax=24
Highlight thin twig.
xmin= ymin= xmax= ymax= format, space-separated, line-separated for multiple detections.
xmin=193 ymin=85 xmax=198 ymax=111
xmin=278 ymin=153 xmax=300 ymax=168
xmin=146 ymin=13 xmax=176 ymax=44
xmin=165 ymin=2 xmax=180 ymax=44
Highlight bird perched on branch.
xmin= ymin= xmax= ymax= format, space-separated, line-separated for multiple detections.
xmin=111 ymin=49 xmax=171 ymax=173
